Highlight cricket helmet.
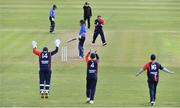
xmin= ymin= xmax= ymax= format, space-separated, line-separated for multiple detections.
xmin=43 ymin=47 xmax=48 ymax=52
xmin=53 ymin=5 xmax=57 ymax=9
xmin=150 ymin=54 xmax=156 ymax=61
xmin=80 ymin=19 xmax=85 ymax=25
xmin=90 ymin=53 xmax=96 ymax=59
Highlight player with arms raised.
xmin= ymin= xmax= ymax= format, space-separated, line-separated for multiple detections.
xmin=85 ymin=50 xmax=99 ymax=104
xmin=32 ymin=39 xmax=60 ymax=98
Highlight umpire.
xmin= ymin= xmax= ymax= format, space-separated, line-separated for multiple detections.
xmin=85 ymin=50 xmax=99 ymax=104
xmin=49 ymin=5 xmax=57 ymax=33
xmin=32 ymin=39 xmax=60 ymax=98
xmin=83 ymin=2 xmax=92 ymax=29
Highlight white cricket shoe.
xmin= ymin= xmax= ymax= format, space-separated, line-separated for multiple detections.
xmin=150 ymin=101 xmax=155 ymax=106
xmin=89 ymin=100 xmax=94 ymax=104
xmin=86 ymin=98 xmax=90 ymax=103
xmin=87 ymin=98 xmax=90 ymax=101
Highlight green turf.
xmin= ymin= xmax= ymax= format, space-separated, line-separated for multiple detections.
xmin=0 ymin=0 xmax=180 ymax=107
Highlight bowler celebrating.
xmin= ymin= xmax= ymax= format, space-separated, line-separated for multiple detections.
xmin=85 ymin=50 xmax=99 ymax=104
xmin=136 ymin=54 xmax=174 ymax=106
xmin=49 ymin=5 xmax=57 ymax=33
xmin=32 ymin=39 xmax=60 ymax=98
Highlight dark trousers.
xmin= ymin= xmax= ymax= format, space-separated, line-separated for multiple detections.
xmin=92 ymin=28 xmax=106 ymax=44
xmin=49 ymin=17 xmax=55 ymax=32
xmin=78 ymin=37 xmax=85 ymax=58
xmin=148 ymin=81 xmax=158 ymax=102
xmin=39 ymin=68 xmax=52 ymax=93
xmin=84 ymin=17 xmax=91 ymax=29
xmin=86 ymin=77 xmax=97 ymax=101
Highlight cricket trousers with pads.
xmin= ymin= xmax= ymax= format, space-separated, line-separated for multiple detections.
xmin=39 ymin=68 xmax=52 ymax=93
xmin=92 ymin=28 xmax=106 ymax=44
xmin=148 ymin=81 xmax=158 ymax=102
xmin=78 ymin=37 xmax=85 ymax=58
xmin=49 ymin=16 xmax=55 ymax=32
xmin=86 ymin=77 xmax=97 ymax=101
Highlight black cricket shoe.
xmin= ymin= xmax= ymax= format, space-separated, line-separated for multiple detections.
xmin=102 ymin=43 xmax=107 ymax=46
xmin=49 ymin=31 xmax=55 ymax=34
xmin=41 ymin=93 xmax=44 ymax=98
xmin=45 ymin=93 xmax=49 ymax=99
xmin=86 ymin=100 xmax=90 ymax=104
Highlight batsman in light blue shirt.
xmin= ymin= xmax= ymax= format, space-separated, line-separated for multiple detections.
xmin=49 ymin=5 xmax=57 ymax=33
xmin=78 ymin=20 xmax=86 ymax=59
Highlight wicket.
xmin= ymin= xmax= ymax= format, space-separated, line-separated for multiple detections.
xmin=61 ymin=46 xmax=68 ymax=62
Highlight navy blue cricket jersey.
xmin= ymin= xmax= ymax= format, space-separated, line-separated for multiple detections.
xmin=87 ymin=60 xmax=98 ymax=78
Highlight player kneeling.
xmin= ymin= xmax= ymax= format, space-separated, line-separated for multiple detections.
xmin=85 ymin=50 xmax=99 ymax=104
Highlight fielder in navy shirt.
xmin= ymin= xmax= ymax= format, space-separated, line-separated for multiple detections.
xmin=85 ymin=50 xmax=99 ymax=104
xmin=92 ymin=15 xmax=107 ymax=46
xmin=32 ymin=39 xmax=60 ymax=98
xmin=136 ymin=54 xmax=174 ymax=106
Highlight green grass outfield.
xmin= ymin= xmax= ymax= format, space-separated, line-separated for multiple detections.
xmin=0 ymin=0 xmax=180 ymax=107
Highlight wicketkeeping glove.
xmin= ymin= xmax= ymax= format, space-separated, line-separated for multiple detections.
xmin=32 ymin=41 xmax=37 ymax=48
xmin=55 ymin=39 xmax=61 ymax=47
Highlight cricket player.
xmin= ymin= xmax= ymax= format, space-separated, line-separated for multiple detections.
xmin=32 ymin=39 xmax=61 ymax=98
xmin=83 ymin=2 xmax=92 ymax=29
xmin=85 ymin=50 xmax=99 ymax=104
xmin=78 ymin=20 xmax=86 ymax=59
xmin=49 ymin=5 xmax=57 ymax=33
xmin=136 ymin=54 xmax=174 ymax=106
xmin=92 ymin=15 xmax=107 ymax=46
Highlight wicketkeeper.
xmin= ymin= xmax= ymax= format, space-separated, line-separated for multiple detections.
xmin=85 ymin=50 xmax=99 ymax=104
xmin=32 ymin=39 xmax=61 ymax=98
xmin=136 ymin=54 xmax=175 ymax=106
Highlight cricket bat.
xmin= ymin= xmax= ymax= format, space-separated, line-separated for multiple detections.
xmin=66 ymin=38 xmax=77 ymax=43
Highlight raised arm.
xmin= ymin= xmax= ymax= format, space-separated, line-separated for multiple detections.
xmin=51 ymin=47 xmax=59 ymax=56
xmin=85 ymin=51 xmax=90 ymax=64
xmin=51 ymin=39 xmax=61 ymax=56
xmin=95 ymin=51 xmax=99 ymax=63
xmin=33 ymin=48 xmax=41 ymax=56
xmin=32 ymin=41 xmax=41 ymax=56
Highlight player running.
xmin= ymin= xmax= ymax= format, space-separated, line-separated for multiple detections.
xmin=92 ymin=15 xmax=107 ymax=46
xmin=32 ymin=39 xmax=60 ymax=98
xmin=49 ymin=5 xmax=57 ymax=33
xmin=85 ymin=50 xmax=99 ymax=104
xmin=136 ymin=54 xmax=175 ymax=106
